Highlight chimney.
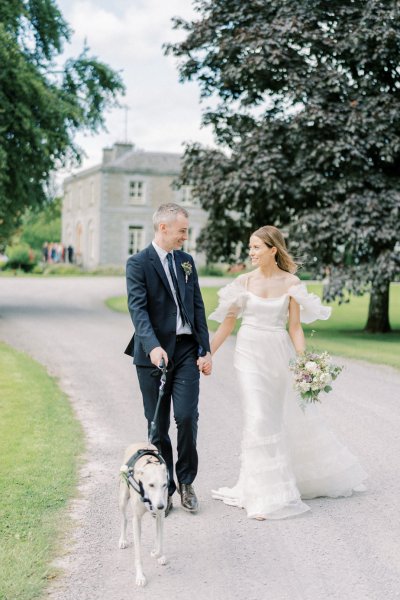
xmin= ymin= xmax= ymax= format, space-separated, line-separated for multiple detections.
xmin=102 ymin=147 xmax=113 ymax=164
xmin=113 ymin=142 xmax=134 ymax=159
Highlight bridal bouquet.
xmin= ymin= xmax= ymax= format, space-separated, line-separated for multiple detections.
xmin=289 ymin=350 xmax=343 ymax=408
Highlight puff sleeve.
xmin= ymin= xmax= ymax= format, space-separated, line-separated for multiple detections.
xmin=288 ymin=283 xmax=331 ymax=324
xmin=208 ymin=279 xmax=247 ymax=322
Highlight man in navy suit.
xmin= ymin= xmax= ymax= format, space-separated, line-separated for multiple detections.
xmin=125 ymin=203 xmax=212 ymax=515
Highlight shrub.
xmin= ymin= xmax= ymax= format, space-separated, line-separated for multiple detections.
xmin=297 ymin=271 xmax=314 ymax=281
xmin=32 ymin=264 xmax=45 ymax=274
xmin=42 ymin=264 xmax=83 ymax=275
xmin=89 ymin=265 xmax=125 ymax=276
xmin=5 ymin=244 xmax=37 ymax=272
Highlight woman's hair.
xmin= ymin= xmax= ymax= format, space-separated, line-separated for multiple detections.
xmin=153 ymin=203 xmax=189 ymax=231
xmin=251 ymin=225 xmax=298 ymax=274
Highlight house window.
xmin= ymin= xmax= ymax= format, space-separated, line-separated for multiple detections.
xmin=128 ymin=180 xmax=145 ymax=204
xmin=180 ymin=185 xmax=198 ymax=206
xmin=183 ymin=228 xmax=195 ymax=253
xmin=128 ymin=226 xmax=144 ymax=255
xmin=181 ymin=186 xmax=191 ymax=205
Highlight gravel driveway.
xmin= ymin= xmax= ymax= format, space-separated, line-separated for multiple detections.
xmin=1 ymin=277 xmax=399 ymax=600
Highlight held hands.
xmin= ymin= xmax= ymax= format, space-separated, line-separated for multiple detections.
xmin=150 ymin=347 xmax=212 ymax=375
xmin=149 ymin=347 xmax=169 ymax=368
xmin=197 ymin=352 xmax=212 ymax=376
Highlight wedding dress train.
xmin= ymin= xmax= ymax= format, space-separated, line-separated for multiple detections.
xmin=210 ymin=279 xmax=367 ymax=520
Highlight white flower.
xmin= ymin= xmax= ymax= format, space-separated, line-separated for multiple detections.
xmin=120 ymin=465 xmax=129 ymax=473
xmin=299 ymin=381 xmax=311 ymax=392
xmin=305 ymin=361 xmax=318 ymax=372
xmin=181 ymin=261 xmax=192 ymax=283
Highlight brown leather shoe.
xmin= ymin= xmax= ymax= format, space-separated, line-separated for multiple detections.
xmin=178 ymin=483 xmax=199 ymax=512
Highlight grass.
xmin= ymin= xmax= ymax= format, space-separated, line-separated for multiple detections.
xmin=105 ymin=295 xmax=128 ymax=313
xmin=105 ymin=283 xmax=400 ymax=369
xmin=0 ymin=342 xmax=84 ymax=600
xmin=0 ymin=264 xmax=125 ymax=277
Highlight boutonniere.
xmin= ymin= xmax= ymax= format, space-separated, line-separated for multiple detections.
xmin=181 ymin=261 xmax=192 ymax=283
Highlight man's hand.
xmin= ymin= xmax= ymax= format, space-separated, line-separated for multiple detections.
xmin=149 ymin=346 xmax=169 ymax=368
xmin=197 ymin=352 xmax=212 ymax=376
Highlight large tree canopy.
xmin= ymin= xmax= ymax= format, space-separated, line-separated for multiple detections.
xmin=0 ymin=0 xmax=125 ymax=246
xmin=166 ymin=0 xmax=400 ymax=332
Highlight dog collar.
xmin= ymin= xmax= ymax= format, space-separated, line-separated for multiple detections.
xmin=122 ymin=449 xmax=169 ymax=511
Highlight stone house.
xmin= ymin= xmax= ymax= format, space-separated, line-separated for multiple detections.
xmin=61 ymin=142 xmax=208 ymax=268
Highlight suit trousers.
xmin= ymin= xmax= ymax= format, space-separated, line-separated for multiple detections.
xmin=136 ymin=335 xmax=200 ymax=496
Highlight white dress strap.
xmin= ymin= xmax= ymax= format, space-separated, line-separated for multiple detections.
xmin=208 ymin=276 xmax=247 ymax=322
xmin=288 ymin=283 xmax=331 ymax=324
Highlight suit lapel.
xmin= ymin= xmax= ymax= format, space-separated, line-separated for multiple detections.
xmin=147 ymin=244 xmax=175 ymax=301
xmin=174 ymin=251 xmax=186 ymax=300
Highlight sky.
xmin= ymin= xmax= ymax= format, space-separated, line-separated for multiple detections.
xmin=56 ymin=0 xmax=215 ymax=176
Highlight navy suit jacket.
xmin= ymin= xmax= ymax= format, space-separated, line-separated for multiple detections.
xmin=125 ymin=243 xmax=210 ymax=366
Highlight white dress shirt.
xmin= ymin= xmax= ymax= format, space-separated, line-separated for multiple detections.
xmin=152 ymin=241 xmax=192 ymax=335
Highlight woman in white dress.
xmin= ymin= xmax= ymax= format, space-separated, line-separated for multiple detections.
xmin=209 ymin=225 xmax=367 ymax=520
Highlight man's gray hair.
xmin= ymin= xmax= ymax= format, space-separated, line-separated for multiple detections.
xmin=152 ymin=203 xmax=189 ymax=231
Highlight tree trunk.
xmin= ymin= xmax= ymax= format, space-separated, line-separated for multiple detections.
xmin=365 ymin=281 xmax=391 ymax=333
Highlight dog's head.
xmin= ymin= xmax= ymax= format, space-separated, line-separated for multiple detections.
xmin=136 ymin=460 xmax=168 ymax=512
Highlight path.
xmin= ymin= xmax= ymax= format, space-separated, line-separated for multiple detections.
xmin=1 ymin=277 xmax=399 ymax=600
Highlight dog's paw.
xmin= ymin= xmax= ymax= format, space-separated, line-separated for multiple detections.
xmin=158 ymin=555 xmax=167 ymax=566
xmin=119 ymin=538 xmax=128 ymax=549
xmin=135 ymin=573 xmax=147 ymax=587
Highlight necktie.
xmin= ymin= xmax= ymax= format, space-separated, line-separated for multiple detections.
xmin=166 ymin=253 xmax=190 ymax=326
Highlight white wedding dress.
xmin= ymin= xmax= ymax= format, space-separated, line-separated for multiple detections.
xmin=210 ymin=277 xmax=367 ymax=520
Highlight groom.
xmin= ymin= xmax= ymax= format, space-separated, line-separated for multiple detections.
xmin=125 ymin=203 xmax=212 ymax=515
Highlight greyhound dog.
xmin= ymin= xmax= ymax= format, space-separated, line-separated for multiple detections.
xmin=119 ymin=442 xmax=169 ymax=587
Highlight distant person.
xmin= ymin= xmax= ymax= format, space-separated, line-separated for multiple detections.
xmin=50 ymin=243 xmax=57 ymax=263
xmin=67 ymin=245 xmax=74 ymax=263
xmin=55 ymin=243 xmax=63 ymax=263
xmin=42 ymin=242 xmax=49 ymax=263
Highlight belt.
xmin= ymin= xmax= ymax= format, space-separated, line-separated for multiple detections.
xmin=176 ymin=334 xmax=194 ymax=342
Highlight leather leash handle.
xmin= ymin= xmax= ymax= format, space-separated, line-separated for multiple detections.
xmin=148 ymin=358 xmax=168 ymax=445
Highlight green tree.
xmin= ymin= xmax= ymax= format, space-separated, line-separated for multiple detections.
xmin=166 ymin=0 xmax=400 ymax=333
xmin=19 ymin=198 xmax=61 ymax=250
xmin=0 ymin=0 xmax=125 ymax=247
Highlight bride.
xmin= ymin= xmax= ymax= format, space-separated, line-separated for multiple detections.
xmin=209 ymin=225 xmax=367 ymax=520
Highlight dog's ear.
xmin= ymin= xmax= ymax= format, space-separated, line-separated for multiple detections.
xmin=135 ymin=468 xmax=144 ymax=477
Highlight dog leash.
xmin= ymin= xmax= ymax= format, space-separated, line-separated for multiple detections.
xmin=120 ymin=359 xmax=169 ymax=510
xmin=148 ymin=357 xmax=168 ymax=445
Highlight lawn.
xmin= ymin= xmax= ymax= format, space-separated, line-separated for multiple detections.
xmin=105 ymin=295 xmax=128 ymax=313
xmin=106 ymin=282 xmax=400 ymax=369
xmin=0 ymin=343 xmax=84 ymax=600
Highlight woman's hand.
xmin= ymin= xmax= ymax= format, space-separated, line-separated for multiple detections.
xmin=197 ymin=352 xmax=212 ymax=375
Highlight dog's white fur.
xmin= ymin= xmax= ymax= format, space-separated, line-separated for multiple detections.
xmin=119 ymin=442 xmax=168 ymax=587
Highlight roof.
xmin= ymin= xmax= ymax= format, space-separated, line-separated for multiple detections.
xmin=63 ymin=145 xmax=182 ymax=186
